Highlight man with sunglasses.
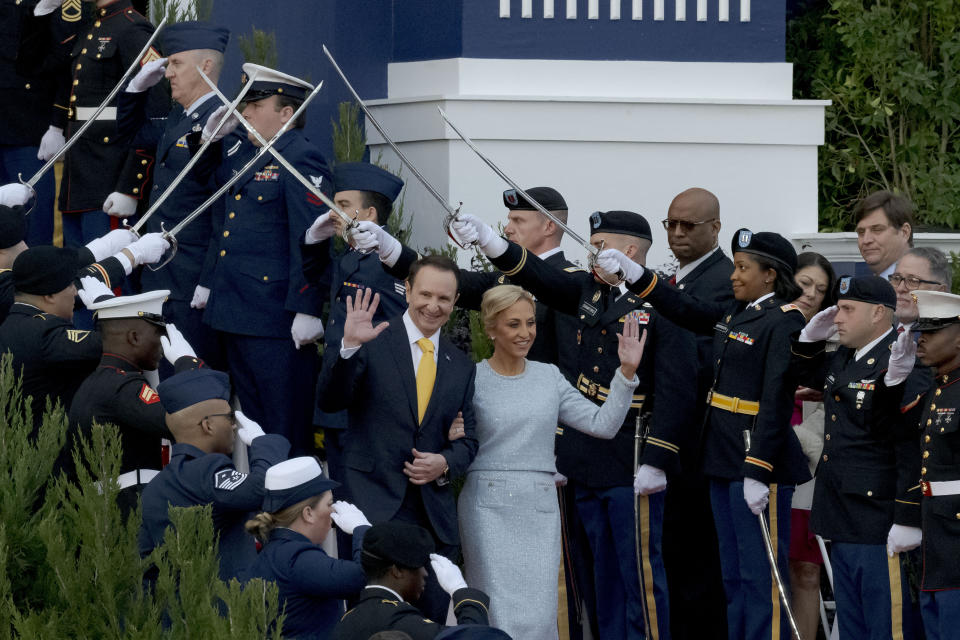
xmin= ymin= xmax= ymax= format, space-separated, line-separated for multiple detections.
xmin=139 ymin=368 xmax=290 ymax=582
xmin=658 ymin=187 xmax=732 ymax=640
xmin=68 ymin=284 xmax=204 ymax=513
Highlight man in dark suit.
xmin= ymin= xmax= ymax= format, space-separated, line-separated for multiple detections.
xmin=318 ymin=254 xmax=478 ymax=622
xmin=658 ymin=187 xmax=733 ymax=639
xmin=116 ymin=20 xmax=232 ymax=372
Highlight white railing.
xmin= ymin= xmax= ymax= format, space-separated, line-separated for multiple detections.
xmin=499 ymin=0 xmax=751 ymax=21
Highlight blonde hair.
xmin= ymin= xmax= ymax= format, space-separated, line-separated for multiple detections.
xmin=480 ymin=284 xmax=536 ymax=333
xmin=244 ymin=494 xmax=322 ymax=543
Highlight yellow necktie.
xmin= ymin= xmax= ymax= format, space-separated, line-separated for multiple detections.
xmin=415 ymin=338 xmax=436 ymax=423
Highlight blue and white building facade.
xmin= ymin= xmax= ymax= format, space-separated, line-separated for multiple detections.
xmin=214 ymin=0 xmax=829 ymax=266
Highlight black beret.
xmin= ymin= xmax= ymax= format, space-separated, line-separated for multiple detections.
xmin=362 ymin=521 xmax=435 ymax=569
xmin=731 ymin=228 xmax=797 ymax=274
xmin=835 ymin=275 xmax=897 ymax=310
xmin=589 ymin=210 xmax=652 ymax=241
xmin=0 ymin=205 xmax=26 ymax=250
xmin=12 ymin=246 xmax=79 ymax=295
xmin=503 ymin=186 xmax=566 ymax=212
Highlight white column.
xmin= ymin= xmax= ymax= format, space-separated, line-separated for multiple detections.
xmin=588 ymin=0 xmax=599 ymax=19
xmin=522 ymin=0 xmax=533 ymax=18
xmin=718 ymin=0 xmax=729 ymax=21
xmin=740 ymin=0 xmax=750 ymax=21
xmin=675 ymin=0 xmax=686 ymax=21
xmin=697 ymin=0 xmax=707 ymax=21
xmin=610 ymin=0 xmax=621 ymax=19
xmin=654 ymin=0 xmax=664 ymax=20
xmin=499 ymin=0 xmax=510 ymax=18
xmin=544 ymin=0 xmax=555 ymax=18
xmin=567 ymin=0 xmax=577 ymax=19
xmin=632 ymin=0 xmax=642 ymax=19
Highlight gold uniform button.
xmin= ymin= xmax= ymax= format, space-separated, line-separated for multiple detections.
xmin=926 ymin=435 xmax=932 ymax=443
xmin=76 ymin=63 xmax=82 ymax=70
xmin=141 ymin=159 xmax=148 ymax=165
xmin=922 ymin=467 xmax=927 ymax=475
xmin=73 ymin=79 xmax=79 ymax=86
xmin=131 ymin=188 xmax=138 ymax=194
xmin=936 ymin=389 xmax=942 ymax=396
xmin=102 ymin=136 xmax=109 ymax=143
xmin=822 ymin=454 xmax=828 ymax=462
xmin=87 ymin=34 xmax=93 ymax=40
xmin=597 ymin=347 xmax=602 ymax=354
xmin=593 ymin=366 xmax=599 ymax=373
xmin=257 ymin=195 xmax=263 ymax=201
xmin=94 ymin=20 xmax=101 ymax=27
xmin=834 ymin=395 xmax=840 ymax=402
xmin=601 ymin=329 xmax=607 ymax=335
xmin=831 ymin=414 xmax=837 ymax=422
xmin=955 ymin=513 xmax=960 ymax=520
xmin=96 ymin=54 xmax=101 ymax=59
xmin=137 ymin=173 xmax=143 ymax=179
xmin=81 ymin=48 xmax=87 ymax=54
xmin=25 ymin=83 xmax=30 ymax=90
xmin=223 ymin=231 xmax=229 ymax=238
xmin=228 ymin=212 xmax=235 ymax=219
xmin=234 ymin=194 xmax=241 ymax=200
xmin=931 ymin=404 xmax=937 ymax=410
xmin=928 ymin=419 xmax=933 ymax=426
xmin=70 ymin=95 xmax=77 ymax=102
xmin=924 ymin=451 xmax=930 ymax=458
xmin=219 ymin=250 xmax=226 ymax=257
xmin=867 ymin=490 xmax=873 ymax=497
xmin=825 ymin=434 xmax=831 ymax=441
xmin=262 ymin=276 xmax=269 ymax=281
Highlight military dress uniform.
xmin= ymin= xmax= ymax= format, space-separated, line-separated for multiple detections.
xmin=626 ymin=229 xmax=810 ymax=640
xmin=487 ymin=213 xmax=697 ymax=640
xmin=333 ymin=585 xmax=491 ymax=640
xmin=204 ymin=122 xmax=332 ymax=454
xmin=793 ymin=307 xmax=926 ymax=639
xmin=54 ymin=0 xmax=168 ymax=246
xmin=68 ymin=352 xmax=203 ymax=512
xmin=1 ymin=0 xmax=65 ymax=244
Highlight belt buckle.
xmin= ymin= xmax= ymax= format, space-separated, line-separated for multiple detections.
xmin=730 ymin=397 xmax=740 ymax=413
xmin=588 ymin=382 xmax=598 ymax=399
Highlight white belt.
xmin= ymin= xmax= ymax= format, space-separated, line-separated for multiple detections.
xmin=74 ymin=106 xmax=117 ymax=121
xmin=117 ymin=468 xmax=160 ymax=490
xmin=923 ymin=480 xmax=960 ymax=497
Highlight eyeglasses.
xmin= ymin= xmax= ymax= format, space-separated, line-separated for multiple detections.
xmin=200 ymin=410 xmax=236 ymax=426
xmin=888 ymin=273 xmax=942 ymax=289
xmin=661 ymin=218 xmax=717 ymax=232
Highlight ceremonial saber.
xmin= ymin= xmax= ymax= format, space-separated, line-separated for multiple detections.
xmin=196 ymin=68 xmax=370 ymax=252
xmin=19 ymin=18 xmax=169 ymax=209
xmin=147 ymin=80 xmax=325 ymax=271
xmin=744 ymin=430 xmax=803 ymax=640
xmin=437 ymin=108 xmax=624 ymax=285
xmin=126 ymin=69 xmax=259 ymax=236
xmin=321 ymin=45 xmax=472 ymax=248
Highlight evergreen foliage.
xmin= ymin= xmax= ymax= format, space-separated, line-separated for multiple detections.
xmin=237 ymin=27 xmax=279 ymax=69
xmin=0 ymin=354 xmax=283 ymax=638
xmin=149 ymin=0 xmax=214 ymax=23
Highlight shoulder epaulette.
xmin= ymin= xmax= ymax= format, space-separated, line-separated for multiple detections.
xmin=781 ymin=303 xmax=801 ymax=313
xmin=563 ymin=266 xmax=587 ymax=273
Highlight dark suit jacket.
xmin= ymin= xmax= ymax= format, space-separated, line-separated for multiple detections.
xmin=317 ymin=319 xmax=478 ymax=545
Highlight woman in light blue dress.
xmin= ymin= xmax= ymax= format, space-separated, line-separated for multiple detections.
xmin=458 ymin=285 xmax=644 ymax=640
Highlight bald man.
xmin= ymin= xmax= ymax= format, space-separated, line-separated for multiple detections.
xmin=660 ymin=187 xmax=733 ymax=638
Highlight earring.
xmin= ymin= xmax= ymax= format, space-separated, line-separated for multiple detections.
xmin=488 ymin=335 xmax=495 ymax=341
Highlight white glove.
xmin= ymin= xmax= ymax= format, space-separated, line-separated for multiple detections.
xmin=202 ymin=105 xmax=241 ymax=143
xmin=304 ymin=212 xmax=336 ymax=245
xmin=351 ymin=220 xmax=401 ymax=265
xmin=799 ymin=305 xmax=838 ymax=342
xmin=885 ymin=327 xmax=918 ymax=387
xmin=595 ymin=248 xmax=644 ymax=284
xmin=291 ymin=313 xmax=324 ymax=349
xmin=103 ymin=192 xmax=138 ymax=218
xmin=743 ymin=478 xmax=769 ymax=515
xmin=451 ymin=214 xmax=507 ymax=257
xmin=330 ymin=501 xmax=371 ymax=534
xmin=85 ymin=228 xmax=136 ymax=261
xmin=76 ymin=276 xmax=114 ymax=308
xmin=190 ymin=285 xmax=210 ymax=309
xmin=125 ymin=58 xmax=167 ymax=93
xmin=160 ymin=323 xmax=196 ymax=366
xmin=634 ymin=464 xmax=667 ymax=496
xmin=126 ymin=233 xmax=170 ymax=266
xmin=235 ymin=410 xmax=266 ymax=445
xmin=37 ymin=125 xmax=66 ymax=161
xmin=429 ymin=553 xmax=468 ymax=595
xmin=33 ymin=0 xmax=64 ymax=16
xmin=0 ymin=183 xmax=33 ymax=207
xmin=553 ymin=472 xmax=568 ymax=487
xmin=886 ymin=524 xmax=922 ymax=557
